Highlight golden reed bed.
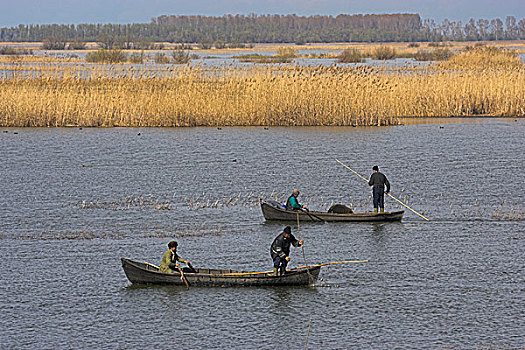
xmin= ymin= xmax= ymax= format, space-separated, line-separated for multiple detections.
xmin=1 ymin=49 xmax=524 ymax=127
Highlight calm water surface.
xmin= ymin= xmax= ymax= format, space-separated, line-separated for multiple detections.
xmin=1 ymin=119 xmax=524 ymax=349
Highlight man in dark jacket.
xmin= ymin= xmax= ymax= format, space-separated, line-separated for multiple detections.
xmin=368 ymin=165 xmax=390 ymax=213
xmin=270 ymin=226 xmax=303 ymax=276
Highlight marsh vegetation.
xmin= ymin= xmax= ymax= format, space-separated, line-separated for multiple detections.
xmin=0 ymin=45 xmax=523 ymax=127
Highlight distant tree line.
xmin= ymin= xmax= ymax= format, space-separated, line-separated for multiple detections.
xmin=0 ymin=14 xmax=524 ymax=46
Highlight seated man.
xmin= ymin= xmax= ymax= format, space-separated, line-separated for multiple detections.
xmin=159 ymin=241 xmax=191 ymax=273
xmin=285 ymin=189 xmax=307 ymax=211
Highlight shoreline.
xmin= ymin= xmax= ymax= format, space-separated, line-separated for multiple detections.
xmin=1 ymin=116 xmax=523 ymax=129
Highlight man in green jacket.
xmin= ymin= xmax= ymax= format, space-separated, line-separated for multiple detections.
xmin=159 ymin=241 xmax=191 ymax=273
xmin=285 ymin=189 xmax=307 ymax=211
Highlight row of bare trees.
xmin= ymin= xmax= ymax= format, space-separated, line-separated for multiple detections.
xmin=1 ymin=14 xmax=524 ymax=45
xmin=422 ymin=17 xmax=524 ymax=41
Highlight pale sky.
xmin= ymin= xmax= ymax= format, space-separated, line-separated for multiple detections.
xmin=0 ymin=0 xmax=524 ymax=27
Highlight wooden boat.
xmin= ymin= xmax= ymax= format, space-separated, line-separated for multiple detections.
xmin=261 ymin=200 xmax=404 ymax=222
xmin=121 ymin=258 xmax=320 ymax=287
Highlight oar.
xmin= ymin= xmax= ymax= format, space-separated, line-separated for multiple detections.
xmin=335 ymin=158 xmax=430 ymax=221
xmin=297 ymin=212 xmax=315 ymax=284
xmin=176 ymin=263 xmax=190 ymax=289
xmin=187 ymin=262 xmax=197 ymax=273
xmin=299 ymin=208 xmax=324 ymax=222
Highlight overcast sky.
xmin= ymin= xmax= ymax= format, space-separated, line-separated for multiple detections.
xmin=0 ymin=0 xmax=524 ymax=27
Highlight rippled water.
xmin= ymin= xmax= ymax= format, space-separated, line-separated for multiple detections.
xmin=1 ymin=119 xmax=524 ymax=349
xmin=2 ymin=51 xmax=523 ymax=80
xmin=0 ymin=55 xmax=432 ymax=80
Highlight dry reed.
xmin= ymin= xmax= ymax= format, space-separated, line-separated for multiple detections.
xmin=439 ymin=46 xmax=523 ymax=70
xmin=1 ymin=50 xmax=524 ymax=127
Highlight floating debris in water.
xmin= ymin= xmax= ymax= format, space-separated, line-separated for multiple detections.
xmin=143 ymin=223 xmax=223 ymax=238
xmin=78 ymin=194 xmax=175 ymax=210
xmin=75 ymin=191 xmax=402 ymax=213
xmin=1 ymin=230 xmax=123 ymax=240
xmin=183 ymin=191 xmax=378 ymax=212
xmin=490 ymin=205 xmax=524 ymax=221
xmin=178 ymin=223 xmax=223 ymax=237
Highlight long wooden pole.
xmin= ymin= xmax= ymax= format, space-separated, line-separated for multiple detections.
xmin=144 ymin=261 xmax=160 ymax=269
xmin=335 ymin=158 xmax=430 ymax=221
xmin=297 ymin=212 xmax=315 ymax=284
xmin=220 ymin=270 xmax=274 ymax=276
xmin=219 ymin=260 xmax=369 ymax=276
xmin=304 ymin=317 xmax=312 ymax=350
xmin=290 ymin=260 xmax=369 ymax=270
xmin=146 ymin=260 xmax=368 ymax=277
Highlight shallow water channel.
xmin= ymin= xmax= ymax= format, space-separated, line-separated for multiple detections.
xmin=1 ymin=119 xmax=524 ymax=349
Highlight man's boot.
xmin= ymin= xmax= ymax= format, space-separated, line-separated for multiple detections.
xmin=279 ymin=267 xmax=286 ymax=276
xmin=380 ymin=207 xmax=384 ymax=213
xmin=374 ymin=208 xmax=378 ymax=213
xmin=272 ymin=268 xmax=278 ymax=276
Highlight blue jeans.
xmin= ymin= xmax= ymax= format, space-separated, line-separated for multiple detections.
xmin=373 ymin=186 xmax=385 ymax=209
xmin=273 ymin=256 xmax=288 ymax=270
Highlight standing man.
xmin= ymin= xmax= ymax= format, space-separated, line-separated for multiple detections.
xmin=368 ymin=165 xmax=390 ymax=213
xmin=270 ymin=226 xmax=303 ymax=276
xmin=285 ymin=189 xmax=307 ymax=211
xmin=159 ymin=241 xmax=191 ymax=273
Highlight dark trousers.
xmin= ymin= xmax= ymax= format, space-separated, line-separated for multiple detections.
xmin=373 ymin=186 xmax=385 ymax=209
xmin=273 ymin=256 xmax=288 ymax=270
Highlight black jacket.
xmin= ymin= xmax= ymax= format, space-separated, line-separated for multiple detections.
xmin=368 ymin=172 xmax=390 ymax=193
xmin=270 ymin=232 xmax=301 ymax=260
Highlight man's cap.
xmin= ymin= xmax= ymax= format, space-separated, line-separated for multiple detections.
xmin=373 ymin=166 xmax=379 ymax=171
xmin=293 ymin=189 xmax=300 ymax=194
xmin=283 ymin=226 xmax=291 ymax=234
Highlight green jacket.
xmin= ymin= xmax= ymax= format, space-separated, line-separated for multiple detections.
xmin=286 ymin=195 xmax=302 ymax=210
xmin=159 ymin=250 xmax=186 ymax=273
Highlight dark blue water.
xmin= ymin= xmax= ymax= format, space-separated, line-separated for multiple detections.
xmin=1 ymin=119 xmax=524 ymax=349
